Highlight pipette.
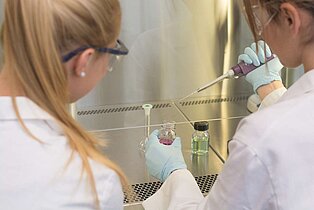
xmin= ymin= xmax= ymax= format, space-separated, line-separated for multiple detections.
xmin=180 ymin=54 xmax=276 ymax=101
xmin=139 ymin=104 xmax=153 ymax=152
xmin=142 ymin=104 xmax=153 ymax=140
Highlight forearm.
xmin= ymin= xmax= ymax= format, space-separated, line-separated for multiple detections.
xmin=258 ymin=86 xmax=287 ymax=110
xmin=256 ymin=80 xmax=285 ymax=100
xmin=142 ymin=169 xmax=203 ymax=210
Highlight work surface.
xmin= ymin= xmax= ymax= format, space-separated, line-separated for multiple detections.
xmin=75 ymin=95 xmax=250 ymax=209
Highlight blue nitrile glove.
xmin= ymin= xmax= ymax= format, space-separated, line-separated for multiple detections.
xmin=145 ymin=129 xmax=187 ymax=182
xmin=238 ymin=40 xmax=283 ymax=93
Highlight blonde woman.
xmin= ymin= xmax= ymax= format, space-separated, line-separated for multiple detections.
xmin=144 ymin=0 xmax=314 ymax=209
xmin=0 ymin=0 xmax=128 ymax=209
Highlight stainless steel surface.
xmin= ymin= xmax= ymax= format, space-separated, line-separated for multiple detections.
xmin=282 ymin=66 xmax=304 ymax=88
xmin=72 ymin=1 xmax=258 ymax=207
xmin=206 ymin=117 xmax=243 ymax=161
xmin=76 ymin=96 xmax=250 ymax=208
xmin=176 ymin=95 xmax=250 ymax=121
xmin=77 ymin=101 xmax=179 ymax=131
xmin=94 ymin=123 xmax=223 ymax=184
xmin=125 ymin=205 xmax=144 ymax=210
xmin=76 ymin=96 xmax=250 ymax=131
xmin=174 ymin=95 xmax=249 ymax=160
xmin=76 ymin=0 xmax=253 ymax=108
xmin=93 ymin=122 xmax=223 ymax=208
xmin=180 ymin=71 xmax=234 ymax=101
xmin=123 ymin=174 xmax=217 ymax=207
xmin=76 ymin=96 xmax=250 ymax=179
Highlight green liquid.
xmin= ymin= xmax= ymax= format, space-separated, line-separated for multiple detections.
xmin=191 ymin=136 xmax=209 ymax=155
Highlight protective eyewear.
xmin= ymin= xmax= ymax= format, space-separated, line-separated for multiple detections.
xmin=252 ymin=5 xmax=278 ymax=36
xmin=62 ymin=39 xmax=129 ymax=71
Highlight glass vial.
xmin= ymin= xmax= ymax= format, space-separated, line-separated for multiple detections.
xmin=191 ymin=121 xmax=209 ymax=155
xmin=158 ymin=121 xmax=176 ymax=145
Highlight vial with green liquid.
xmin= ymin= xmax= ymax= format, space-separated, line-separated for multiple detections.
xmin=191 ymin=121 xmax=209 ymax=155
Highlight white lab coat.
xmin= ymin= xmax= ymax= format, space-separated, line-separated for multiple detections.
xmin=0 ymin=97 xmax=124 ymax=210
xmin=143 ymin=69 xmax=314 ymax=210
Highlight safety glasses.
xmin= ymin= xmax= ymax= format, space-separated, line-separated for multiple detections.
xmin=251 ymin=4 xmax=278 ymax=36
xmin=62 ymin=39 xmax=129 ymax=71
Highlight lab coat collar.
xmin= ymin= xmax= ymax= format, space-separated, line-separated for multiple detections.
xmin=279 ymin=69 xmax=314 ymax=102
xmin=0 ymin=96 xmax=55 ymax=120
xmin=0 ymin=96 xmax=65 ymax=134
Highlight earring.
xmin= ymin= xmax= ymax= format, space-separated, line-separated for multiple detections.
xmin=80 ymin=72 xmax=86 ymax=78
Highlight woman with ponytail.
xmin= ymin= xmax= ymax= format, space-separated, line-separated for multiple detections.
xmin=0 ymin=0 xmax=128 ymax=209
xmin=143 ymin=0 xmax=314 ymax=209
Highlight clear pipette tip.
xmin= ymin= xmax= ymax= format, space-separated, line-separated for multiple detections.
xmin=142 ymin=103 xmax=153 ymax=137
xmin=179 ymin=70 xmax=234 ymax=102
xmin=139 ymin=104 xmax=153 ymax=152
xmin=180 ymin=91 xmax=198 ymax=102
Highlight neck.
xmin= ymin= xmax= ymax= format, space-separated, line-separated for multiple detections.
xmin=0 ymin=68 xmax=23 ymax=97
xmin=302 ymin=42 xmax=314 ymax=72
xmin=0 ymin=70 xmax=11 ymax=96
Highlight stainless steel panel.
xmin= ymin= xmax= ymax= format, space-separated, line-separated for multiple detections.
xmin=123 ymin=174 xmax=217 ymax=208
xmin=172 ymin=95 xmax=250 ymax=161
xmin=96 ymin=123 xmax=222 ymax=208
xmin=281 ymin=66 xmax=304 ymax=88
xmin=76 ymin=0 xmax=253 ymax=108
xmin=95 ymin=123 xmax=223 ymax=184
xmin=77 ymin=101 xmax=187 ymax=131
xmin=125 ymin=205 xmax=144 ymax=210
xmin=207 ymin=117 xmax=243 ymax=161
xmin=76 ymin=95 xmax=250 ymax=131
xmin=77 ymin=96 xmax=250 ymax=163
xmin=175 ymin=95 xmax=250 ymax=121
xmin=75 ymin=97 xmax=249 ymax=208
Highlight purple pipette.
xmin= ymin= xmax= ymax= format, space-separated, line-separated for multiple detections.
xmin=179 ymin=55 xmax=276 ymax=101
xmin=232 ymin=54 xmax=275 ymax=76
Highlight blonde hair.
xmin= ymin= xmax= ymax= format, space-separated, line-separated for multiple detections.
xmin=2 ymin=0 xmax=126 ymax=208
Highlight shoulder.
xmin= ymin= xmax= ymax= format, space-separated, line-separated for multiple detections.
xmin=62 ymin=156 xmax=124 ymax=209
xmin=233 ymin=96 xmax=302 ymax=147
xmin=89 ymin=159 xmax=124 ymax=210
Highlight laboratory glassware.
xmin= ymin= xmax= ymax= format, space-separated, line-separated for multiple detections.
xmin=158 ymin=121 xmax=176 ymax=145
xmin=180 ymin=54 xmax=276 ymax=101
xmin=191 ymin=121 xmax=209 ymax=155
xmin=139 ymin=104 xmax=153 ymax=152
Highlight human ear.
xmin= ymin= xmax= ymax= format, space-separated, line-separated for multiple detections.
xmin=280 ymin=3 xmax=301 ymax=36
xmin=72 ymin=48 xmax=95 ymax=78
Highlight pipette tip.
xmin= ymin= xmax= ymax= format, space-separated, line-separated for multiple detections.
xmin=179 ymin=91 xmax=197 ymax=102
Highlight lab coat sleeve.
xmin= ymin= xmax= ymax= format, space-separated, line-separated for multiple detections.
xmin=259 ymin=86 xmax=287 ymax=110
xmin=142 ymin=169 xmax=204 ymax=210
xmin=197 ymin=139 xmax=276 ymax=209
xmin=100 ymin=171 xmax=124 ymax=210
xmin=143 ymin=140 xmax=276 ymax=210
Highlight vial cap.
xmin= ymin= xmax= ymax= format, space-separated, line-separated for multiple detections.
xmin=193 ymin=121 xmax=209 ymax=131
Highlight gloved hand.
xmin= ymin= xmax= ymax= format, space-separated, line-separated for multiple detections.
xmin=238 ymin=40 xmax=283 ymax=93
xmin=145 ymin=129 xmax=187 ymax=182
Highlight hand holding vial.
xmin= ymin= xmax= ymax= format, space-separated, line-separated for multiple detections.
xmin=145 ymin=129 xmax=187 ymax=182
